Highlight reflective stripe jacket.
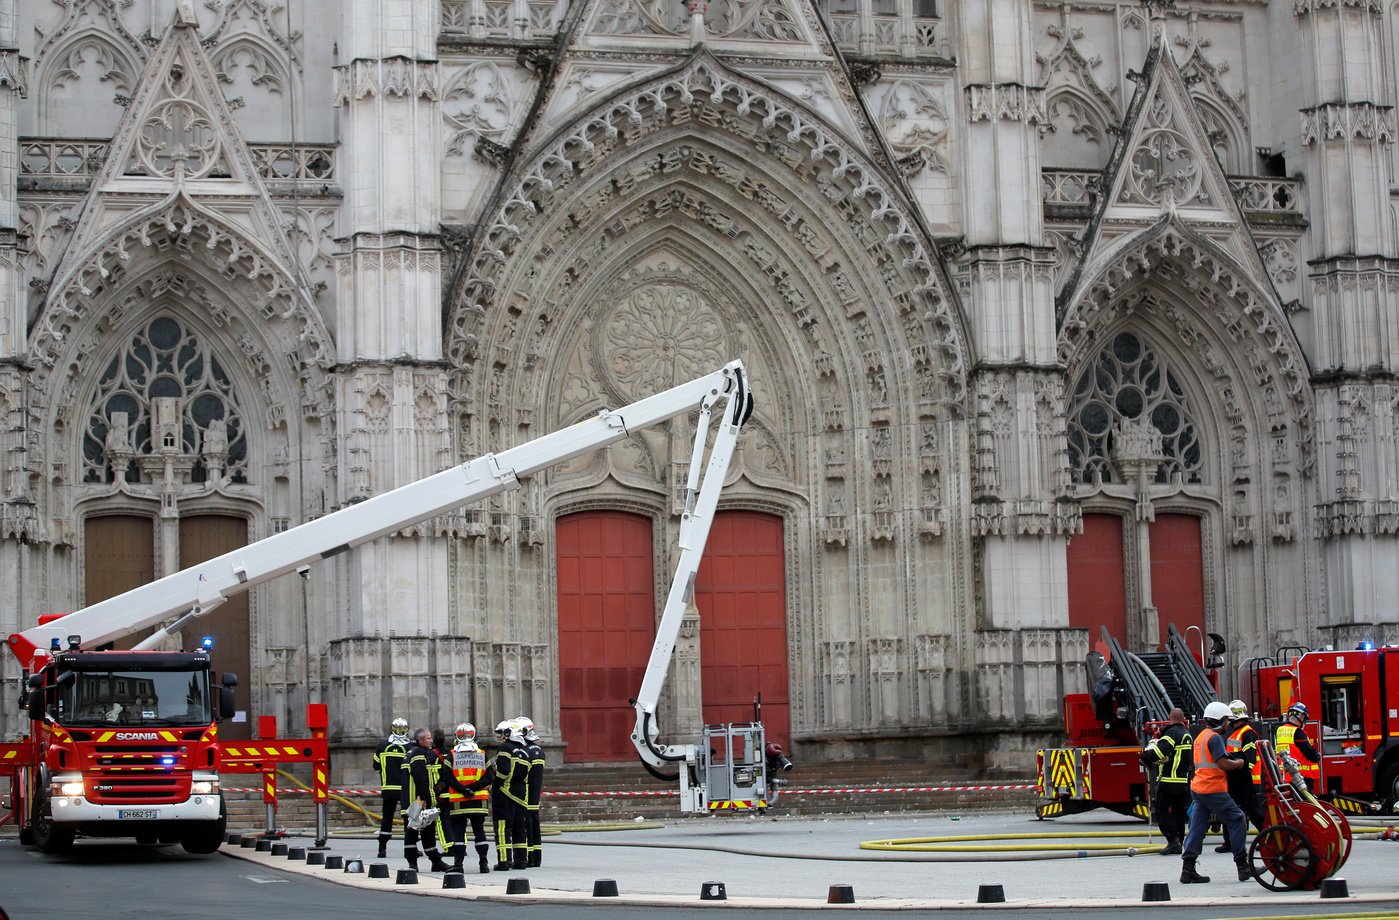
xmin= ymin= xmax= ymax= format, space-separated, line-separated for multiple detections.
xmin=523 ymin=740 xmax=546 ymax=810
xmin=1275 ymin=723 xmax=1321 ymax=780
xmin=445 ymin=744 xmax=490 ymax=815
xmin=1190 ymin=727 xmax=1228 ymax=795
xmin=372 ymin=737 xmax=407 ymax=793
xmin=1142 ymin=723 xmax=1193 ymax=784
xmin=1226 ymin=722 xmax=1260 ymax=786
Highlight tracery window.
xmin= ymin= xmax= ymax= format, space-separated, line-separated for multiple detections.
xmin=1067 ymin=331 xmax=1203 ymax=486
xmin=82 ymin=316 xmax=248 ymax=484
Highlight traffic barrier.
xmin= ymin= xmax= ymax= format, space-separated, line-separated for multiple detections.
xmin=323 ymin=855 xmax=344 ymax=869
xmin=828 ymin=884 xmax=855 ymax=904
xmin=700 ymin=882 xmax=727 ymax=901
xmin=395 ymin=869 xmax=417 ymax=885
xmin=306 ymin=852 xmax=325 ymax=866
xmin=287 ymin=846 xmax=306 ymax=860
xmin=443 ymin=873 xmax=466 ymax=889
xmin=1142 ymin=882 xmax=1170 ymax=902
xmin=221 ymin=782 xmax=1039 ymax=798
xmin=1320 ymin=878 xmax=1349 ymax=899
xmin=506 ymin=878 xmax=531 ymax=895
xmin=366 ymin=863 xmax=388 ymax=878
xmin=976 ymin=884 xmax=1005 ymax=903
xmin=593 ymin=879 xmax=619 ymax=897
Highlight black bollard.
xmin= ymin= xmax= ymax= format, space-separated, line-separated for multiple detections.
xmin=227 ymin=834 xmax=243 ymax=846
xmin=700 ymin=882 xmax=728 ymax=901
xmin=366 ymin=862 xmax=388 ymax=878
xmin=323 ymin=855 xmax=344 ymax=869
xmin=827 ymin=884 xmax=855 ymax=904
xmin=1320 ymin=878 xmax=1350 ymax=899
xmin=287 ymin=847 xmax=306 ymax=860
xmin=443 ymin=873 xmax=466 ymax=889
xmin=254 ymin=839 xmax=272 ymax=852
xmin=270 ymin=843 xmax=288 ymax=856
xmin=593 ymin=879 xmax=619 ymax=897
xmin=395 ymin=869 xmax=418 ymax=885
xmin=506 ymin=878 xmax=531 ymax=895
xmin=240 ymin=837 xmax=257 ymax=848
xmin=977 ymin=885 xmax=1006 ymax=904
xmin=1142 ymin=882 xmax=1171 ymax=902
xmin=306 ymin=852 xmax=325 ymax=866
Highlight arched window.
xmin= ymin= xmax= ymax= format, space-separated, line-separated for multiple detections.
xmin=83 ymin=316 xmax=248 ymax=484
xmin=1067 ymin=331 xmax=1203 ymax=485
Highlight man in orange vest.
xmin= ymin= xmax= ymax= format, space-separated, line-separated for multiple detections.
xmin=1275 ymin=702 xmax=1321 ymax=790
xmin=1215 ymin=700 xmax=1264 ymax=852
xmin=1181 ymin=701 xmax=1252 ymax=884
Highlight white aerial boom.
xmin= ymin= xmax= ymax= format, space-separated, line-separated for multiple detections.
xmin=8 ymin=358 xmax=756 ymax=781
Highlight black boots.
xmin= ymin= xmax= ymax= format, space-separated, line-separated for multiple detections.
xmin=377 ymin=835 xmax=389 ymax=860
xmin=1180 ymin=858 xmax=1211 ymax=884
xmin=479 ymin=855 xmax=491 ymax=874
xmin=1214 ymin=842 xmax=1231 ymax=853
xmin=527 ymin=852 xmax=541 ymax=867
xmin=1236 ymin=859 xmax=1253 ymax=881
xmin=477 ymin=845 xmax=491 ymax=874
xmin=1159 ymin=840 xmax=1181 ymax=856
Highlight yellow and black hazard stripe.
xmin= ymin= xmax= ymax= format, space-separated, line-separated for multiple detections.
xmin=708 ymin=799 xmax=768 ymax=811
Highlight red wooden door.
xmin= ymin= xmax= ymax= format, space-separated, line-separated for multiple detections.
xmin=1068 ymin=513 xmax=1128 ymax=654
xmin=556 ymin=511 xmax=655 ymax=762
xmin=1149 ymin=513 xmax=1205 ymax=648
xmin=694 ymin=511 xmax=790 ymax=751
xmin=84 ymin=515 xmax=156 ymax=647
xmin=180 ymin=515 xmax=253 ymax=740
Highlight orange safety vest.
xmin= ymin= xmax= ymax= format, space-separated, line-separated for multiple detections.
xmin=1227 ymin=723 xmax=1260 ymax=784
xmin=1191 ymin=727 xmax=1228 ymax=794
xmin=443 ymin=746 xmax=489 ymax=803
xmin=1275 ymin=723 xmax=1321 ymax=781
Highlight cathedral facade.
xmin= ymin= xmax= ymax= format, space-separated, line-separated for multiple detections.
xmin=1 ymin=0 xmax=1396 ymax=775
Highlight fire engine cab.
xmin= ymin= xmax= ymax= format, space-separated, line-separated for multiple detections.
xmin=1242 ymin=644 xmax=1399 ymax=813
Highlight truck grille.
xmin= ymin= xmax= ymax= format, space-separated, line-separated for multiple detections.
xmin=87 ymin=774 xmax=191 ymax=804
xmin=83 ymin=742 xmax=192 ymax=804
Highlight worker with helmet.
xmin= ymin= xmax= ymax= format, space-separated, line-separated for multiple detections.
xmin=1275 ymin=702 xmax=1321 ymax=789
xmin=1139 ymin=708 xmax=1191 ymax=855
xmin=442 ymin=722 xmax=492 ymax=874
xmin=516 ymin=716 xmax=546 ymax=867
xmin=372 ymin=716 xmax=410 ymax=859
xmin=1217 ymin=700 xmax=1264 ymax=851
xmin=468 ymin=719 xmax=531 ymax=870
xmin=1180 ymin=700 xmax=1251 ymax=884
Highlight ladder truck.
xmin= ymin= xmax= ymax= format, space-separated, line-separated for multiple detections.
xmin=6 ymin=361 xmax=760 ymax=852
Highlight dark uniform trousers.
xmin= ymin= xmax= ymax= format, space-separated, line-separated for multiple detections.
xmin=400 ymin=744 xmax=450 ymax=869
xmin=523 ymin=740 xmax=546 ymax=866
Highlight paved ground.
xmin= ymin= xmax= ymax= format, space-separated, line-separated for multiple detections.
xmin=225 ymin=809 xmax=1399 ymax=910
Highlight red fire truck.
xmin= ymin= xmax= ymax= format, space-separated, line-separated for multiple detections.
xmin=1241 ymin=644 xmax=1399 ymax=813
xmin=1036 ymin=625 xmax=1222 ymax=819
xmin=4 ymin=361 xmax=761 ymax=852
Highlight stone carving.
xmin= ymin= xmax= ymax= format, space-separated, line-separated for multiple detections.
xmin=1123 ymin=95 xmax=1207 ymax=207
xmin=35 ymin=0 xmax=148 ymax=75
xmin=443 ymin=62 xmax=514 ymax=157
xmin=965 ymin=83 xmax=1048 ymax=124
xmin=333 ymin=58 xmax=440 ymax=105
xmin=201 ymin=0 xmax=303 ymax=69
xmin=872 ymin=79 xmax=949 ymax=175
xmin=1259 ymin=238 xmax=1299 ymax=289
xmin=1037 ymin=5 xmax=1119 ymax=165
xmin=130 ymin=59 xmax=225 ymax=179
xmin=591 ymin=0 xmax=802 ymax=41
xmin=599 ymin=282 xmax=728 ymax=400
xmin=1300 ymin=102 xmax=1396 ymax=145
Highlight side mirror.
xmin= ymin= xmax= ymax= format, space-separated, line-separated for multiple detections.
xmin=217 ymin=687 xmax=236 ymax=722
xmin=27 ymin=688 xmax=44 ymax=721
xmin=222 ymin=672 xmax=238 ymax=689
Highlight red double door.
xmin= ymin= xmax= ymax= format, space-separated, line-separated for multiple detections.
xmin=556 ymin=510 xmax=790 ymax=762
xmin=1067 ymin=512 xmax=1206 ymax=652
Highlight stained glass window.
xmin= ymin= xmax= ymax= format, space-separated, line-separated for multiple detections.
xmin=1067 ymin=331 xmax=1203 ymax=485
xmin=82 ymin=317 xmax=247 ymax=484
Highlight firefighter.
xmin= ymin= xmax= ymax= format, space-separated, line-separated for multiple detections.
xmin=443 ymin=722 xmax=492 ymax=874
xmin=1275 ymin=702 xmax=1321 ymax=789
xmin=401 ymin=727 xmax=452 ymax=873
xmin=468 ymin=720 xmax=531 ymax=870
xmin=1180 ymin=700 xmax=1251 ymax=884
xmin=516 ymin=716 xmax=546 ymax=867
xmin=1216 ymin=699 xmax=1264 ymax=853
xmin=371 ymin=716 xmax=410 ymax=859
xmin=1139 ymin=707 xmax=1191 ymax=855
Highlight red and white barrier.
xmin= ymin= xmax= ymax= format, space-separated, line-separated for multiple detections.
xmin=224 ymin=782 xmax=1036 ymax=798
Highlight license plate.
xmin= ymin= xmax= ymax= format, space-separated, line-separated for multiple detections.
xmin=119 ymin=809 xmax=159 ymax=820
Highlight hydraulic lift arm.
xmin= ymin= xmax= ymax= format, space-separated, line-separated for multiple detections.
xmin=7 ymin=362 xmax=754 ymax=673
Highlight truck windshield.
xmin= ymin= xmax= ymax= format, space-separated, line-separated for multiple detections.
xmin=55 ymin=668 xmax=212 ymax=727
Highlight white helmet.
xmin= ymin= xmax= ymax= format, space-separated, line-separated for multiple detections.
xmin=494 ymin=720 xmax=514 ymax=741
xmin=515 ymin=716 xmax=537 ymax=742
xmin=1203 ymin=701 xmax=1232 ymax=724
xmin=454 ymin=722 xmax=476 ymax=743
xmin=390 ymin=717 xmax=408 ymax=735
xmin=1228 ymin=699 xmax=1248 ymax=719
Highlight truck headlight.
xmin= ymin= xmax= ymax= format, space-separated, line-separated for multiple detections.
xmin=58 ymin=780 xmax=84 ymax=797
xmin=191 ymin=781 xmax=218 ymax=795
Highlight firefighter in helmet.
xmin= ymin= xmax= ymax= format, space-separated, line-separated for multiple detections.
xmin=516 ymin=716 xmax=546 ymax=867
xmin=1217 ymin=700 xmax=1264 ymax=852
xmin=371 ymin=717 xmax=409 ymax=859
xmin=1180 ymin=700 xmax=1251 ymax=884
xmin=442 ymin=722 xmax=492 ymax=874
xmin=1139 ymin=707 xmax=1191 ymax=855
xmin=400 ymin=726 xmax=458 ymax=873
xmin=1275 ymin=702 xmax=1321 ymax=790
xmin=467 ymin=719 xmax=531 ymax=870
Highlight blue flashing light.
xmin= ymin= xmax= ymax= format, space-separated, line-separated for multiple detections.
xmin=161 ymin=756 xmax=176 ymax=766
xmin=1359 ymin=641 xmax=1375 ymax=651
xmin=201 ymin=635 xmax=214 ymax=650
xmin=50 ymin=638 xmax=62 ymax=651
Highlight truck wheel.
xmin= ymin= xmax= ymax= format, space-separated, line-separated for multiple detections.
xmin=181 ymin=799 xmax=228 ymax=855
xmin=31 ymin=809 xmax=76 ymax=855
xmin=1380 ymin=763 xmax=1399 ymax=815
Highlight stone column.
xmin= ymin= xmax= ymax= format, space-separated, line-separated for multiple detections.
xmin=958 ymin=1 xmax=1075 ymax=673
xmin=1296 ymin=0 xmax=1399 ymax=629
xmin=332 ymin=1 xmax=452 ymax=639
